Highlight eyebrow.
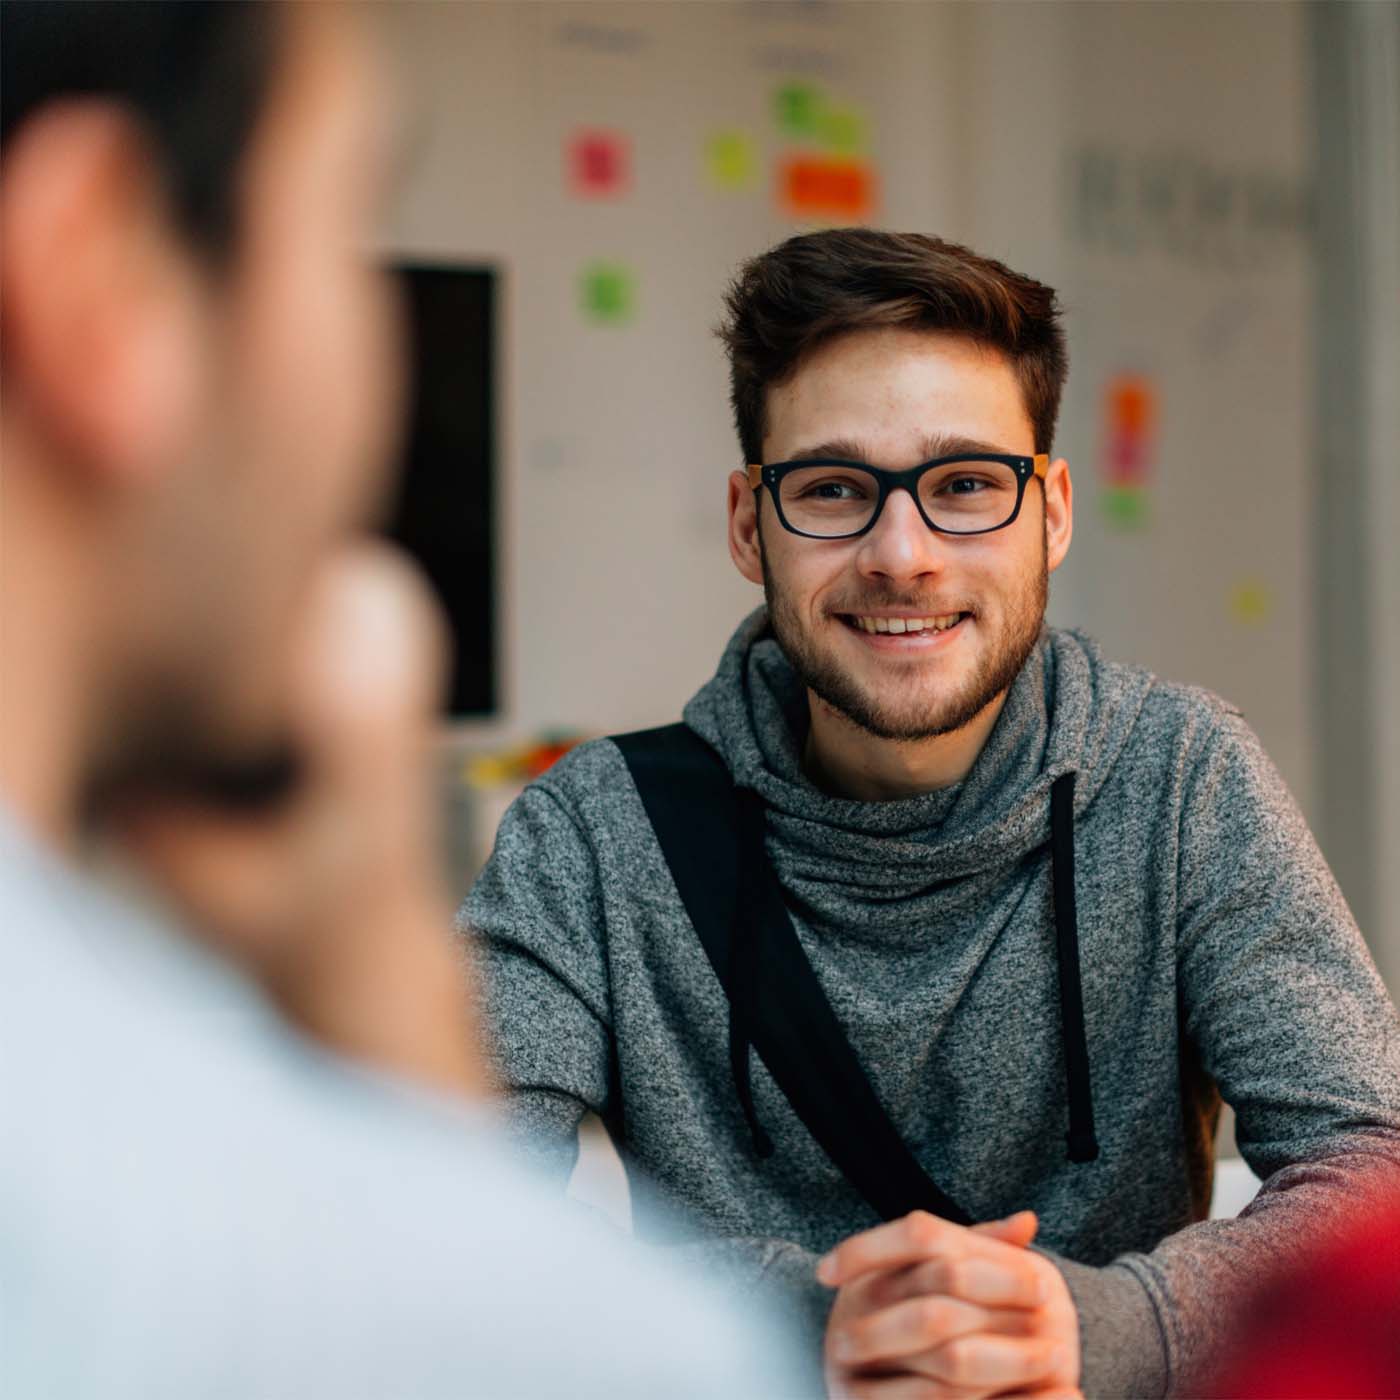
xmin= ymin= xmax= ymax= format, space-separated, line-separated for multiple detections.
xmin=778 ymin=433 xmax=1018 ymax=465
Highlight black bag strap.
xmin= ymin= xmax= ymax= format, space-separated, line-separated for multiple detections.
xmin=1051 ymin=772 xmax=1099 ymax=1164
xmin=614 ymin=723 xmax=973 ymax=1226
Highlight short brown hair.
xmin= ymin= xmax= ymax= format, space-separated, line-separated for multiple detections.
xmin=717 ymin=228 xmax=1068 ymax=462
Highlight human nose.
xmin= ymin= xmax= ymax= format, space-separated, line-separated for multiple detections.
xmin=854 ymin=487 xmax=949 ymax=585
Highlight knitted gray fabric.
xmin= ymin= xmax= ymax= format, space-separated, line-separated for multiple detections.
xmin=462 ymin=608 xmax=1400 ymax=1398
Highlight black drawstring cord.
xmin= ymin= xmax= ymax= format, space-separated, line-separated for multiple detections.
xmin=731 ymin=790 xmax=774 ymax=1159
xmin=1050 ymin=771 xmax=1100 ymax=1163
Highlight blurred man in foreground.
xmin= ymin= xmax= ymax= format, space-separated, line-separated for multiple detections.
xmin=0 ymin=4 xmax=795 ymax=1394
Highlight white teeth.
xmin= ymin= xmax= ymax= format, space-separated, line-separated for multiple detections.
xmin=851 ymin=612 xmax=965 ymax=634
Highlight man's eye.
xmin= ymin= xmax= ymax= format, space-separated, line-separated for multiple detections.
xmin=941 ymin=476 xmax=989 ymax=495
xmin=803 ymin=480 xmax=864 ymax=500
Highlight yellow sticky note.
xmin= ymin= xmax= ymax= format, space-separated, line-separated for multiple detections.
xmin=705 ymin=129 xmax=758 ymax=191
xmin=1229 ymin=581 xmax=1272 ymax=626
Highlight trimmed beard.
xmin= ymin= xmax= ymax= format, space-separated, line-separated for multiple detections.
xmin=81 ymin=680 xmax=301 ymax=829
xmin=760 ymin=522 xmax=1048 ymax=743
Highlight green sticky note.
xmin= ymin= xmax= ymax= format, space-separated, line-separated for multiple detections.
xmin=821 ymin=104 xmax=868 ymax=156
xmin=1101 ymin=484 xmax=1150 ymax=530
xmin=580 ymin=262 xmax=635 ymax=325
xmin=775 ymin=81 xmax=824 ymax=138
xmin=706 ymin=129 xmax=758 ymax=190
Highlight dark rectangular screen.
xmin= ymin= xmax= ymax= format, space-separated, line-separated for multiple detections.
xmin=384 ymin=264 xmax=496 ymax=717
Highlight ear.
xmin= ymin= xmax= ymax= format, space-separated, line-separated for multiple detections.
xmin=727 ymin=469 xmax=765 ymax=587
xmin=1044 ymin=457 xmax=1073 ymax=573
xmin=0 ymin=100 xmax=210 ymax=489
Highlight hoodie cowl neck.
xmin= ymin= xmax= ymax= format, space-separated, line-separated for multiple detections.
xmin=683 ymin=607 xmax=1154 ymax=939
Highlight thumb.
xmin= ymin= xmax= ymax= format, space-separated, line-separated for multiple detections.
xmin=289 ymin=542 xmax=448 ymax=779
xmin=971 ymin=1209 xmax=1039 ymax=1248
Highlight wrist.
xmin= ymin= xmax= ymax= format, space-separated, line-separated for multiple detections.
xmin=1038 ymin=1250 xmax=1167 ymax=1400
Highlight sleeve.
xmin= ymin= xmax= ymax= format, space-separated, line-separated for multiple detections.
xmin=461 ymin=778 xmax=833 ymax=1388
xmin=1063 ymin=711 xmax=1400 ymax=1399
xmin=458 ymin=782 xmax=616 ymax=1190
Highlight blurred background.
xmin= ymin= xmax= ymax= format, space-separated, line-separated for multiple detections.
xmin=367 ymin=0 xmax=1399 ymax=1020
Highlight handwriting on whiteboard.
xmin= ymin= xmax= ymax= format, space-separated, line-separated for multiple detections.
xmin=1067 ymin=145 xmax=1312 ymax=271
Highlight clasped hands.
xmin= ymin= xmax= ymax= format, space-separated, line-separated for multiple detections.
xmin=819 ymin=1209 xmax=1082 ymax=1400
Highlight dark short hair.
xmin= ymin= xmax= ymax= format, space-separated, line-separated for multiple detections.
xmin=718 ymin=228 xmax=1069 ymax=461
xmin=1 ymin=1 xmax=278 ymax=259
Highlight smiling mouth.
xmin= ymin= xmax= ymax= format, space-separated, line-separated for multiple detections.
xmin=840 ymin=611 xmax=971 ymax=636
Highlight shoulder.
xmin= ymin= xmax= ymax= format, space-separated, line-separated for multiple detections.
xmin=463 ymin=734 xmax=656 ymax=926
xmin=1051 ymin=626 xmax=1247 ymax=758
xmin=512 ymin=729 xmax=703 ymax=852
xmin=4 ymin=926 xmax=775 ymax=1394
xmin=477 ymin=736 xmax=635 ymax=858
xmin=536 ymin=732 xmax=634 ymax=789
xmin=527 ymin=734 xmax=638 ymax=818
xmin=1137 ymin=678 xmax=1245 ymax=755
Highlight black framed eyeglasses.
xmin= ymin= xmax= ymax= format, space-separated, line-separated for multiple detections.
xmin=747 ymin=452 xmax=1049 ymax=540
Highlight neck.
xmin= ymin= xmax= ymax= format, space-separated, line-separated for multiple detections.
xmin=802 ymin=688 xmax=1008 ymax=802
xmin=0 ymin=442 xmax=107 ymax=851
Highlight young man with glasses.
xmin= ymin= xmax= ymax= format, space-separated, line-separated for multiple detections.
xmin=463 ymin=229 xmax=1400 ymax=1398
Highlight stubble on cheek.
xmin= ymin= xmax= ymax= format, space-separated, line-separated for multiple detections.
xmin=757 ymin=524 xmax=1049 ymax=743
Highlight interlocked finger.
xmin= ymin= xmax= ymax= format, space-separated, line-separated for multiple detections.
xmin=917 ymin=1331 xmax=1068 ymax=1390
xmin=837 ymin=1373 xmax=1080 ymax=1400
xmin=835 ymin=1294 xmax=1028 ymax=1368
xmin=872 ymin=1259 xmax=1049 ymax=1326
xmin=820 ymin=1212 xmax=1049 ymax=1309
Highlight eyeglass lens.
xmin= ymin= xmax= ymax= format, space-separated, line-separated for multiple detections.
xmin=777 ymin=459 xmax=1022 ymax=537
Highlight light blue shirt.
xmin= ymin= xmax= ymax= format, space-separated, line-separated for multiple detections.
xmin=0 ymin=810 xmax=801 ymax=1398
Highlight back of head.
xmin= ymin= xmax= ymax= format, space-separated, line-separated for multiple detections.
xmin=2 ymin=0 xmax=400 ymax=831
xmin=1 ymin=1 xmax=276 ymax=259
xmin=717 ymin=228 xmax=1068 ymax=462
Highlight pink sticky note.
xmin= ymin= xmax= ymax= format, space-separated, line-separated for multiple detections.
xmin=568 ymin=129 xmax=630 ymax=199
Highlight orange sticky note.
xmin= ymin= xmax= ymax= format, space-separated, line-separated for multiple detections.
xmin=1100 ymin=374 xmax=1158 ymax=487
xmin=1108 ymin=376 xmax=1156 ymax=436
xmin=780 ymin=156 xmax=876 ymax=220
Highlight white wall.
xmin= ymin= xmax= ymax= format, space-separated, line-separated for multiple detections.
xmin=1312 ymin=0 xmax=1400 ymax=994
xmin=1359 ymin=7 xmax=1400 ymax=994
xmin=948 ymin=1 xmax=1316 ymax=818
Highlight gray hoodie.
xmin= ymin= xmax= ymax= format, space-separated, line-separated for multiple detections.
xmin=463 ymin=609 xmax=1400 ymax=1397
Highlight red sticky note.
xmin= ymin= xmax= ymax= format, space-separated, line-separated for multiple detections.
xmin=568 ymin=129 xmax=630 ymax=199
xmin=780 ymin=156 xmax=876 ymax=220
xmin=1100 ymin=376 xmax=1158 ymax=487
